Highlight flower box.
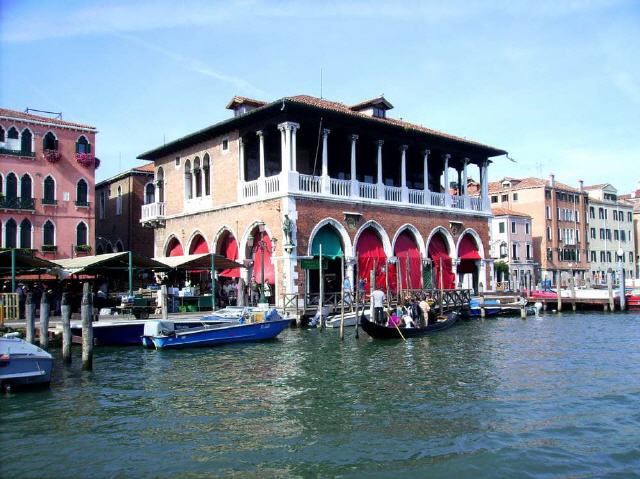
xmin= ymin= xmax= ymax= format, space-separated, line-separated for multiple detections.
xmin=43 ymin=150 xmax=62 ymax=163
xmin=41 ymin=245 xmax=57 ymax=253
xmin=74 ymin=244 xmax=92 ymax=253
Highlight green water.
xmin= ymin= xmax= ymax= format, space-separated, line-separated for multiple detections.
xmin=2 ymin=313 xmax=640 ymax=478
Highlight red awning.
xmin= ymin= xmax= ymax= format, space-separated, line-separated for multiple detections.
xmin=390 ymin=231 xmax=422 ymax=291
xmin=167 ymin=238 xmax=184 ymax=257
xmin=428 ymin=234 xmax=455 ymax=289
xmin=189 ymin=235 xmax=209 ymax=255
xmin=251 ymin=231 xmax=274 ymax=285
xmin=458 ymin=234 xmax=481 ymax=260
xmin=219 ymin=234 xmax=240 ymax=278
xmin=356 ymin=229 xmax=387 ymax=293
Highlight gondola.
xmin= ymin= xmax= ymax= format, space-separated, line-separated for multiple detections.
xmin=360 ymin=311 xmax=459 ymax=339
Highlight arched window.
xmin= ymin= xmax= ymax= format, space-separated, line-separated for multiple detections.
xmin=96 ymin=244 xmax=104 ymax=255
xmin=0 ymin=126 xmax=5 ymax=142
xmin=116 ymin=240 xmax=124 ymax=252
xmin=43 ymin=176 xmax=56 ymax=204
xmin=21 ymin=129 xmax=33 ymax=155
xmin=43 ymin=220 xmax=55 ymax=246
xmin=116 ymin=186 xmax=122 ymax=215
xmin=6 ymin=127 xmax=19 ymax=151
xmin=144 ymin=182 xmax=155 ymax=204
xmin=6 ymin=173 xmax=17 ymax=200
xmin=20 ymin=173 xmax=33 ymax=201
xmin=76 ymin=222 xmax=88 ymax=246
xmin=184 ymin=160 xmax=192 ymax=200
xmin=76 ymin=179 xmax=88 ymax=206
xmin=156 ymin=167 xmax=165 ymax=203
xmin=193 ymin=157 xmax=202 ymax=197
xmin=5 ymin=219 xmax=17 ymax=248
xmin=203 ymin=154 xmax=211 ymax=196
xmin=76 ymin=135 xmax=90 ymax=154
xmin=43 ymin=132 xmax=57 ymax=151
xmin=19 ymin=219 xmax=32 ymax=249
xmin=0 ymin=173 xmax=3 ymax=196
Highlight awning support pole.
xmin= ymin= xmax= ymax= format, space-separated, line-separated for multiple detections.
xmin=211 ymin=253 xmax=216 ymax=312
xmin=128 ymin=251 xmax=133 ymax=296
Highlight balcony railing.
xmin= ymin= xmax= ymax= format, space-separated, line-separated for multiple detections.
xmin=75 ymin=200 xmax=90 ymax=208
xmin=0 ymin=147 xmax=35 ymax=158
xmin=141 ymin=201 xmax=166 ymax=223
xmin=235 ymin=173 xmax=488 ymax=214
xmin=0 ymin=196 xmax=35 ymax=210
xmin=41 ymin=197 xmax=58 ymax=206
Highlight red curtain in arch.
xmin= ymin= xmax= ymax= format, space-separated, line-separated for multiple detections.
xmin=189 ymin=235 xmax=209 ymax=254
xmin=167 ymin=238 xmax=184 ymax=257
xmin=457 ymin=234 xmax=481 ymax=274
xmin=251 ymin=231 xmax=274 ymax=285
xmin=356 ymin=229 xmax=387 ymax=293
xmin=428 ymin=234 xmax=455 ymax=289
xmin=218 ymin=234 xmax=240 ymax=278
xmin=389 ymin=231 xmax=422 ymax=292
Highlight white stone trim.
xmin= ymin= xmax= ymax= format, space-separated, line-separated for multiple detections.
xmin=306 ymin=217 xmax=354 ymax=258
xmin=185 ymin=229 xmax=209 ymax=254
xmin=353 ymin=219 xmax=392 ymax=258
xmin=391 ymin=223 xmax=427 ymax=258
xmin=455 ymin=227 xmax=485 ymax=259
xmin=425 ymin=226 xmax=456 ymax=259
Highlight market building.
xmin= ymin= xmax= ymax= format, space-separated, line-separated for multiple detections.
xmin=489 ymin=207 xmax=535 ymax=289
xmin=0 ymin=108 xmax=97 ymax=259
xmin=138 ymin=95 xmax=506 ymax=306
xmin=94 ymin=162 xmax=155 ymax=257
xmin=487 ymin=175 xmax=589 ymax=286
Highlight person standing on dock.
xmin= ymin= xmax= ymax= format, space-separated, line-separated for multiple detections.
xmin=372 ymin=287 xmax=386 ymax=324
xmin=343 ymin=276 xmax=352 ymax=310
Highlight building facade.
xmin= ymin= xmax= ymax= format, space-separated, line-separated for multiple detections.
xmin=95 ymin=163 xmax=155 ymax=257
xmin=584 ymin=184 xmax=635 ymax=282
xmin=620 ymin=183 xmax=640 ymax=279
xmin=138 ymin=95 xmax=505 ymax=304
xmin=487 ymin=175 xmax=589 ymax=286
xmin=489 ymin=207 xmax=535 ymax=288
xmin=0 ymin=108 xmax=97 ymax=259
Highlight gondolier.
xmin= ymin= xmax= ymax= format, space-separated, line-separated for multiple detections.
xmin=371 ymin=287 xmax=385 ymax=325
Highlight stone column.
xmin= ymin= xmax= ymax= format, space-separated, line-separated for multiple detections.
xmin=462 ymin=158 xmax=469 ymax=208
xmin=321 ymin=128 xmax=331 ymax=193
xmin=291 ymin=124 xmax=298 ymax=172
xmin=257 ymin=131 xmax=265 ymax=197
xmin=481 ymin=160 xmax=491 ymax=211
xmin=350 ymin=134 xmax=359 ymax=198
xmin=278 ymin=124 xmax=289 ymax=174
xmin=443 ymin=154 xmax=451 ymax=207
xmin=278 ymin=122 xmax=300 ymax=194
xmin=400 ymin=145 xmax=409 ymax=203
xmin=376 ymin=140 xmax=384 ymax=199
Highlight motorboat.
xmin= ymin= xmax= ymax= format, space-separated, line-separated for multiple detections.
xmin=0 ymin=336 xmax=53 ymax=391
xmin=145 ymin=308 xmax=290 ymax=350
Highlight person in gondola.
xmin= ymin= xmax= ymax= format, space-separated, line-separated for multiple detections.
xmin=419 ymin=294 xmax=430 ymax=326
xmin=371 ymin=287 xmax=385 ymax=325
xmin=387 ymin=310 xmax=401 ymax=328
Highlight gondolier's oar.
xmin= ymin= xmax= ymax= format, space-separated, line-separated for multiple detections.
xmin=387 ymin=309 xmax=406 ymax=341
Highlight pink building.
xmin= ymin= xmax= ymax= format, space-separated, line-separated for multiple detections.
xmin=0 ymin=108 xmax=98 ymax=259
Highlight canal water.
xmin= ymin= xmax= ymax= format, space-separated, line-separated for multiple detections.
xmin=2 ymin=312 xmax=640 ymax=478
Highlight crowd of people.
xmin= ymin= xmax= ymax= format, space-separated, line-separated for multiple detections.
xmin=370 ymin=287 xmax=437 ymax=329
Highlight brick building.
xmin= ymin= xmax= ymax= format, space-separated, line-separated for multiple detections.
xmin=95 ymin=163 xmax=155 ymax=256
xmin=138 ymin=95 xmax=506 ymax=305
xmin=0 ymin=108 xmax=97 ymax=259
xmin=487 ymin=175 xmax=589 ymax=286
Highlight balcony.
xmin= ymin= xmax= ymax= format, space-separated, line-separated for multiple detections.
xmin=41 ymin=245 xmax=57 ymax=253
xmin=42 ymin=198 xmax=58 ymax=206
xmin=0 ymin=147 xmax=35 ymax=158
xmin=141 ymin=201 xmax=166 ymax=227
xmin=0 ymin=196 xmax=35 ymax=211
xmin=75 ymin=200 xmax=90 ymax=208
xmin=237 ymin=172 xmax=488 ymax=214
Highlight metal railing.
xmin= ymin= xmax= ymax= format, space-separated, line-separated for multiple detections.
xmin=0 ymin=196 xmax=35 ymax=210
xmin=0 ymin=147 xmax=35 ymax=158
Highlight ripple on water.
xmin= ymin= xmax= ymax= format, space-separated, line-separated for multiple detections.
xmin=1 ymin=312 xmax=640 ymax=478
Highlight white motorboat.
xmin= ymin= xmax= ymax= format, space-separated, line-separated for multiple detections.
xmin=0 ymin=336 xmax=53 ymax=391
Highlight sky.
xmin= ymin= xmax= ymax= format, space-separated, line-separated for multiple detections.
xmin=1 ymin=0 xmax=639 ymax=191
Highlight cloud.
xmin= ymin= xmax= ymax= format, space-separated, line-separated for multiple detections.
xmin=113 ymin=33 xmax=265 ymax=95
xmin=1 ymin=0 xmax=632 ymax=43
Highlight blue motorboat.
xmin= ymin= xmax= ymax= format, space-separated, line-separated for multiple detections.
xmin=468 ymin=298 xmax=501 ymax=317
xmin=147 ymin=309 xmax=289 ymax=350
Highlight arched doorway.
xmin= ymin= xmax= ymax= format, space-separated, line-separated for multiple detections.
xmin=355 ymin=227 xmax=387 ymax=294
xmin=188 ymin=234 xmax=209 ymax=255
xmin=166 ymin=237 xmax=183 ymax=257
xmin=457 ymin=233 xmax=481 ymax=292
xmin=309 ymin=224 xmax=344 ymax=294
xmin=427 ymin=233 xmax=455 ymax=290
xmin=216 ymin=231 xmax=240 ymax=278
xmin=391 ymin=230 xmax=422 ymax=293
xmin=247 ymin=227 xmax=275 ymax=305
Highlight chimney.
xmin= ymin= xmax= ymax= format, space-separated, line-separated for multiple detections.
xmin=579 ymin=180 xmax=584 ymax=192
xmin=549 ymin=174 xmax=555 ymax=188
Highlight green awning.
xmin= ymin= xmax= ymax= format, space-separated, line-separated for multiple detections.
xmin=311 ymin=227 xmax=343 ymax=259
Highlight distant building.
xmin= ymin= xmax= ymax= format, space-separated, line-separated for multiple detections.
xmin=487 ymin=175 xmax=589 ymax=286
xmin=619 ymin=182 xmax=640 ymax=278
xmin=94 ymin=163 xmax=155 ymax=257
xmin=583 ymin=183 xmax=635 ymax=282
xmin=0 ymin=108 xmax=97 ymax=259
xmin=490 ymin=207 xmax=535 ymax=288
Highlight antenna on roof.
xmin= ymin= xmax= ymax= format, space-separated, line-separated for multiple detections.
xmin=320 ymin=68 xmax=323 ymax=99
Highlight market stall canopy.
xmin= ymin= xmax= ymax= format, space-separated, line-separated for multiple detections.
xmin=311 ymin=227 xmax=344 ymax=259
xmin=155 ymin=253 xmax=244 ymax=272
xmin=0 ymin=250 xmax=60 ymax=274
xmin=56 ymin=252 xmax=169 ymax=275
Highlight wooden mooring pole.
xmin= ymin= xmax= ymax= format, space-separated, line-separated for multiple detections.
xmin=340 ymin=255 xmax=345 ymax=341
xmin=61 ymin=292 xmax=72 ymax=365
xmin=556 ymin=272 xmax=562 ymax=312
xmin=25 ymin=292 xmax=35 ymax=344
xmin=39 ymin=290 xmax=50 ymax=349
xmin=569 ymin=277 xmax=576 ymax=311
xmin=161 ymin=284 xmax=168 ymax=320
xmin=480 ymin=293 xmax=485 ymax=319
xmin=607 ymin=273 xmax=614 ymax=312
xmin=81 ymin=282 xmax=93 ymax=371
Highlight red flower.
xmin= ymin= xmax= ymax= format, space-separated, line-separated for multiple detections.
xmin=76 ymin=153 xmax=95 ymax=167
xmin=43 ymin=150 xmax=61 ymax=163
